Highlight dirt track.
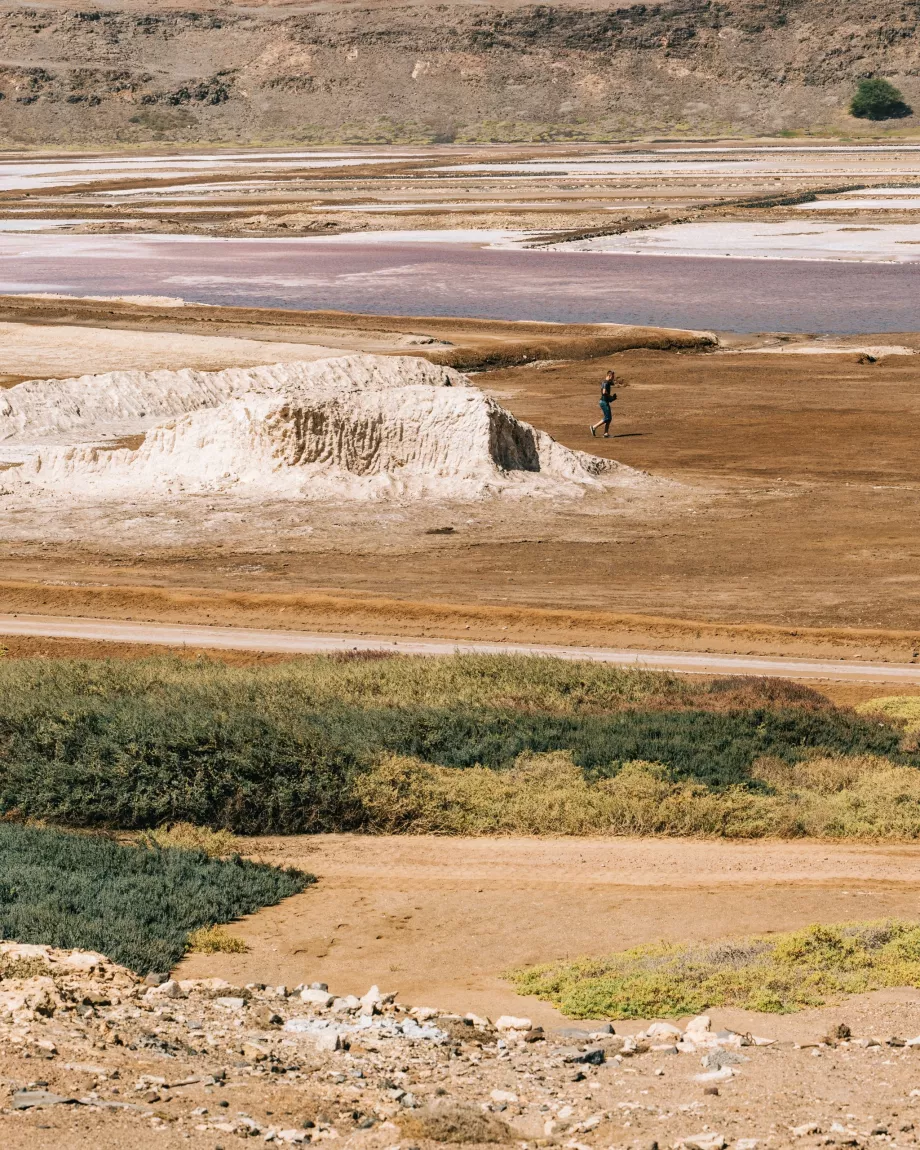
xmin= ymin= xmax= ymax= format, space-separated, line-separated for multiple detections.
xmin=178 ymin=835 xmax=920 ymax=1029
xmin=2 ymin=612 xmax=920 ymax=682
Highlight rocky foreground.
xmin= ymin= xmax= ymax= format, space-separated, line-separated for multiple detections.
xmin=4 ymin=942 xmax=920 ymax=1150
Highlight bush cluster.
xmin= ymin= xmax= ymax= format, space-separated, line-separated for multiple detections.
xmin=509 ymin=919 xmax=920 ymax=1018
xmin=0 ymin=655 xmax=916 ymax=838
xmin=0 ymin=822 xmax=310 ymax=972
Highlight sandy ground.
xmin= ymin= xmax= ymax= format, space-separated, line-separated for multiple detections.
xmin=177 ymin=835 xmax=920 ymax=1027
xmin=0 ymin=321 xmax=351 ymax=384
xmin=2 ymin=329 xmax=919 ymax=642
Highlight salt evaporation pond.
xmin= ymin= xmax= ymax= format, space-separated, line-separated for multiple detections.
xmin=2 ymin=231 xmax=920 ymax=333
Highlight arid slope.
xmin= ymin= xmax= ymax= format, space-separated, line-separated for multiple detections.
xmin=1 ymin=0 xmax=919 ymax=145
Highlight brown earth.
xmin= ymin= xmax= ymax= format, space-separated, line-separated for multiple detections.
xmin=2 ymin=320 xmax=920 ymax=655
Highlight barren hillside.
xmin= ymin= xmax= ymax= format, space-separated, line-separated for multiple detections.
xmin=1 ymin=0 xmax=919 ymax=145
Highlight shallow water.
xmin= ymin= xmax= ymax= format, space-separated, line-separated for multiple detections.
xmin=2 ymin=232 xmax=919 ymax=332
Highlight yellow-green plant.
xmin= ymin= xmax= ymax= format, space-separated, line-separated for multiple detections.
xmin=509 ymin=920 xmax=920 ymax=1018
xmin=186 ymin=925 xmax=248 ymax=954
xmin=145 ymin=822 xmax=239 ymax=857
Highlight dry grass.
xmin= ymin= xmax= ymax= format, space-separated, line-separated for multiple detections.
xmin=186 ymin=925 xmax=248 ymax=955
xmin=143 ymin=823 xmax=240 ymax=857
xmin=509 ymin=920 xmax=920 ymax=1019
xmin=398 ymin=1103 xmax=513 ymax=1144
xmin=356 ymin=751 xmax=920 ymax=840
xmin=857 ymin=695 xmax=920 ymax=735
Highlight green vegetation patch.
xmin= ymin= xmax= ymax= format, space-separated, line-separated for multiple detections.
xmin=850 ymin=78 xmax=912 ymax=121
xmin=0 ymin=655 xmax=915 ymax=837
xmin=508 ymin=920 xmax=920 ymax=1018
xmin=0 ymin=823 xmax=311 ymax=973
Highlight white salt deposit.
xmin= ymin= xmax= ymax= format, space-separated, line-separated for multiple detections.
xmin=4 ymin=354 xmax=640 ymax=502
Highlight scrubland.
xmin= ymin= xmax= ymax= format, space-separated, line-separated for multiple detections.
xmin=1 ymin=653 xmax=919 ymax=840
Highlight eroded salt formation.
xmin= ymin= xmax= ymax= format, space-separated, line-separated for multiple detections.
xmin=3 ymin=355 xmax=648 ymax=501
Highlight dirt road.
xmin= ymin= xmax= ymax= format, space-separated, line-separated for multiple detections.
xmin=2 ymin=612 xmax=920 ymax=681
xmin=177 ymin=835 xmax=920 ymax=1030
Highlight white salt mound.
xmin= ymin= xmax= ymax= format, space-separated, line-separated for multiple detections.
xmin=5 ymin=354 xmax=648 ymax=502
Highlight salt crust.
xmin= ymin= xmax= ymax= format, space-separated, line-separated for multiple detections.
xmin=2 ymin=354 xmax=646 ymax=502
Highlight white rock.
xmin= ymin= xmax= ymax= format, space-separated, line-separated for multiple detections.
xmin=311 ymin=1031 xmax=342 ymax=1052
xmin=495 ymin=1015 xmax=532 ymax=1032
xmin=359 ymin=985 xmax=383 ymax=1013
xmin=734 ymin=1140 xmax=759 ymax=1150
xmin=685 ymin=1014 xmax=712 ymax=1035
xmin=678 ymin=1134 xmax=726 ymax=1150
xmin=276 ymin=1132 xmax=308 ymax=1145
xmin=214 ymin=996 xmax=246 ymax=1011
xmin=61 ymin=951 xmax=104 ymax=970
xmin=300 ymin=988 xmax=334 ymax=1008
xmin=694 ymin=1066 xmax=736 ymax=1083
xmin=490 ymin=1090 xmax=518 ymax=1103
xmin=145 ymin=980 xmax=182 ymax=1000
xmin=647 ymin=1021 xmax=683 ymax=1039
xmin=411 ymin=1007 xmax=439 ymax=1022
xmin=791 ymin=1122 xmax=821 ymax=1137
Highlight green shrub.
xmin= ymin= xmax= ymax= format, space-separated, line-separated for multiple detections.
xmin=0 ymin=655 xmax=912 ymax=836
xmin=508 ymin=920 xmax=920 ymax=1018
xmin=0 ymin=823 xmax=310 ymax=972
xmin=850 ymin=78 xmax=911 ymax=120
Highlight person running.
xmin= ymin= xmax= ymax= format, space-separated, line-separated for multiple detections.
xmin=590 ymin=370 xmax=617 ymax=437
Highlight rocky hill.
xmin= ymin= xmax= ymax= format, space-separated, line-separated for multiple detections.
xmin=0 ymin=0 xmax=918 ymax=145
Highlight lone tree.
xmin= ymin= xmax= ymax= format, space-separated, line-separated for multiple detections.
xmin=850 ymin=78 xmax=912 ymax=120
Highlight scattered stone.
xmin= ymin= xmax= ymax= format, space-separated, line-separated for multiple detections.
xmin=685 ymin=1015 xmax=712 ymax=1036
xmin=791 ymin=1122 xmax=822 ymax=1137
xmin=11 ymin=1089 xmax=77 ymax=1109
xmin=678 ymin=1132 xmax=726 ymax=1149
xmin=145 ymin=979 xmax=182 ymax=1000
xmin=495 ymin=1015 xmax=532 ymax=1032
xmin=695 ymin=1066 xmax=736 ymax=1083
xmin=214 ymin=996 xmax=247 ymax=1011
xmin=702 ymin=1049 xmax=748 ymax=1070
xmin=647 ymin=1021 xmax=683 ymax=1039
xmin=300 ymin=988 xmax=335 ymax=1008
xmin=490 ymin=1089 xmax=518 ymax=1103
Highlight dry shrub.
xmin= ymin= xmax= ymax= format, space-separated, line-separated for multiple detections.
xmin=399 ymin=1102 xmax=513 ymax=1144
xmin=510 ymin=920 xmax=920 ymax=1019
xmin=356 ymin=751 xmax=920 ymax=841
xmin=145 ymin=823 xmax=240 ymax=857
xmin=356 ymin=753 xmax=765 ymax=837
xmin=857 ymin=696 xmax=920 ymax=744
xmin=186 ymin=925 xmax=248 ymax=954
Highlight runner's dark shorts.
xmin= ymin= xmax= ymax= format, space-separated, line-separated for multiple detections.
xmin=599 ymin=399 xmax=612 ymax=422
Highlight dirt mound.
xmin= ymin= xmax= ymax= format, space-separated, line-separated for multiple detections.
xmin=9 ymin=355 xmax=641 ymax=501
